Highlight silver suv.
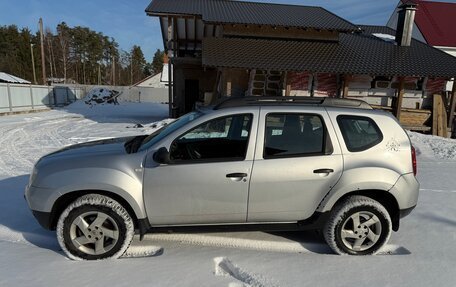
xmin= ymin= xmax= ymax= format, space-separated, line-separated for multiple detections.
xmin=25 ymin=97 xmax=419 ymax=260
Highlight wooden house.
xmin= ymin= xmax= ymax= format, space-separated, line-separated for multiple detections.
xmin=146 ymin=0 xmax=456 ymax=136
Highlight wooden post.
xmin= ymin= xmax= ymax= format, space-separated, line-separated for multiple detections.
xmin=193 ymin=16 xmax=197 ymax=53
xmin=342 ymin=75 xmax=351 ymax=98
xmin=210 ymin=69 xmax=222 ymax=104
xmin=432 ymin=94 xmax=447 ymax=137
xmin=309 ymin=74 xmax=315 ymax=97
xmin=167 ymin=16 xmax=174 ymax=118
xmin=448 ymin=79 xmax=456 ymax=133
xmin=226 ymin=70 xmax=232 ymax=97
xmin=285 ymin=72 xmax=291 ymax=96
xmin=393 ymin=77 xmax=405 ymax=121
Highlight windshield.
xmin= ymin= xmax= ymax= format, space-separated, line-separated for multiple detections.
xmin=138 ymin=111 xmax=204 ymax=152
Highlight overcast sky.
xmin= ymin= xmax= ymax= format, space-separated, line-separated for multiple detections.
xmin=1 ymin=0 xmax=455 ymax=60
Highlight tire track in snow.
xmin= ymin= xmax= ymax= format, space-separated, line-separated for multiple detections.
xmin=0 ymin=116 xmax=84 ymax=177
xmin=420 ymin=188 xmax=456 ymax=193
xmin=214 ymin=257 xmax=280 ymax=287
xmin=0 ymin=124 xmax=31 ymax=176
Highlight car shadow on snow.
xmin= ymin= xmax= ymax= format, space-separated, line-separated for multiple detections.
xmin=267 ymin=230 xmax=334 ymax=254
xmin=418 ymin=212 xmax=456 ymax=227
xmin=267 ymin=231 xmax=411 ymax=255
xmin=0 ymin=175 xmax=62 ymax=256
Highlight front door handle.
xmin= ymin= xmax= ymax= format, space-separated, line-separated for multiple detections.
xmin=313 ymin=169 xmax=334 ymax=174
xmin=226 ymin=173 xmax=248 ymax=178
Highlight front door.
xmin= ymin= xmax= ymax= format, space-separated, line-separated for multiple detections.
xmin=248 ymin=108 xmax=343 ymax=222
xmin=143 ymin=112 xmax=258 ymax=225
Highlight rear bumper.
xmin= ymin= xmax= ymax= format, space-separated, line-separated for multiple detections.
xmin=400 ymin=205 xmax=416 ymax=219
xmin=31 ymin=210 xmax=52 ymax=230
xmin=389 ymin=173 xmax=420 ymax=210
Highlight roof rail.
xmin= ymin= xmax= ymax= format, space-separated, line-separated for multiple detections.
xmin=213 ymin=96 xmax=373 ymax=110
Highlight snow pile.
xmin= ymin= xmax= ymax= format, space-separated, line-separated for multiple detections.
xmin=127 ymin=118 xmax=175 ymax=133
xmin=122 ymin=244 xmax=163 ymax=258
xmin=81 ymin=88 xmax=121 ymax=106
xmin=408 ymin=131 xmax=456 ymax=160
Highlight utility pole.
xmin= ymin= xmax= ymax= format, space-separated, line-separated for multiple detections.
xmin=39 ymin=18 xmax=47 ymax=85
xmin=130 ymin=55 xmax=133 ymax=86
xmin=30 ymin=43 xmax=37 ymax=84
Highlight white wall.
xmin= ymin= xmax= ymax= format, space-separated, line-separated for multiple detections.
xmin=0 ymin=83 xmax=169 ymax=114
xmin=50 ymin=84 xmax=169 ymax=103
xmin=0 ymin=83 xmax=78 ymax=113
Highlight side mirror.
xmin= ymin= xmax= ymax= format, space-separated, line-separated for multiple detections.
xmin=153 ymin=147 xmax=170 ymax=164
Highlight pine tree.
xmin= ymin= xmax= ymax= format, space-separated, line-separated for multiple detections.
xmin=151 ymin=49 xmax=164 ymax=75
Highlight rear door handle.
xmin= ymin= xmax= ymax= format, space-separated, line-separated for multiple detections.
xmin=226 ymin=173 xmax=248 ymax=178
xmin=313 ymin=169 xmax=334 ymax=174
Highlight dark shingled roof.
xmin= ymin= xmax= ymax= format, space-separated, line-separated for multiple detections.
xmin=202 ymin=25 xmax=456 ymax=78
xmin=146 ymin=0 xmax=359 ymax=32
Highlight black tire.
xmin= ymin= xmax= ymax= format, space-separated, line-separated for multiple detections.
xmin=324 ymin=195 xmax=392 ymax=255
xmin=56 ymin=194 xmax=134 ymax=260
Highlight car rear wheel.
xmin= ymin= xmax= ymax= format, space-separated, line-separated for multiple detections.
xmin=56 ymin=194 xmax=134 ymax=260
xmin=324 ymin=195 xmax=392 ymax=255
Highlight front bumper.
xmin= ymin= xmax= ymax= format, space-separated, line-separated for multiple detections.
xmin=24 ymin=184 xmax=56 ymax=213
xmin=31 ymin=210 xmax=52 ymax=230
xmin=25 ymin=183 xmax=56 ymax=230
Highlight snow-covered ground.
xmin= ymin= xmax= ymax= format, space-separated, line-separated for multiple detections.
xmin=0 ymin=101 xmax=455 ymax=287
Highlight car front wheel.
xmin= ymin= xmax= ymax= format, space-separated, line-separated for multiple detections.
xmin=56 ymin=194 xmax=134 ymax=260
xmin=324 ymin=195 xmax=392 ymax=255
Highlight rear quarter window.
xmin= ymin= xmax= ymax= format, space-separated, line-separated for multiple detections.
xmin=337 ymin=115 xmax=383 ymax=152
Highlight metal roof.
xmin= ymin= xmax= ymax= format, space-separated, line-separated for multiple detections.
xmin=202 ymin=25 xmax=456 ymax=78
xmin=403 ymin=0 xmax=456 ymax=47
xmin=146 ymin=0 xmax=359 ymax=32
xmin=0 ymin=72 xmax=31 ymax=84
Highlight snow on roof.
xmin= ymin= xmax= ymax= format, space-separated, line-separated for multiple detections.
xmin=0 ymin=72 xmax=31 ymax=84
xmin=160 ymin=64 xmax=173 ymax=83
xmin=372 ymin=33 xmax=396 ymax=43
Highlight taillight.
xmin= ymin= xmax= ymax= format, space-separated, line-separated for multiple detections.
xmin=411 ymin=146 xmax=417 ymax=176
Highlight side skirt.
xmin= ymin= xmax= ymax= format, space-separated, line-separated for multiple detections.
xmin=136 ymin=212 xmax=330 ymax=240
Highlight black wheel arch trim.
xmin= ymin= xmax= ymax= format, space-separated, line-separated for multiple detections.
xmin=48 ymin=190 xmax=140 ymax=231
xmin=330 ymin=190 xmax=402 ymax=232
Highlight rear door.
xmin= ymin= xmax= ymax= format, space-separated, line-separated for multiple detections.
xmin=247 ymin=106 xmax=343 ymax=222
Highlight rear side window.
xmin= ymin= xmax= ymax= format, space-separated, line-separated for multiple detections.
xmin=264 ymin=113 xmax=329 ymax=158
xmin=337 ymin=115 xmax=383 ymax=152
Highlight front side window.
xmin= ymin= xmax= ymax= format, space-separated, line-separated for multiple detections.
xmin=337 ymin=115 xmax=383 ymax=152
xmin=139 ymin=111 xmax=204 ymax=152
xmin=170 ymin=114 xmax=253 ymax=162
xmin=264 ymin=113 xmax=327 ymax=158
